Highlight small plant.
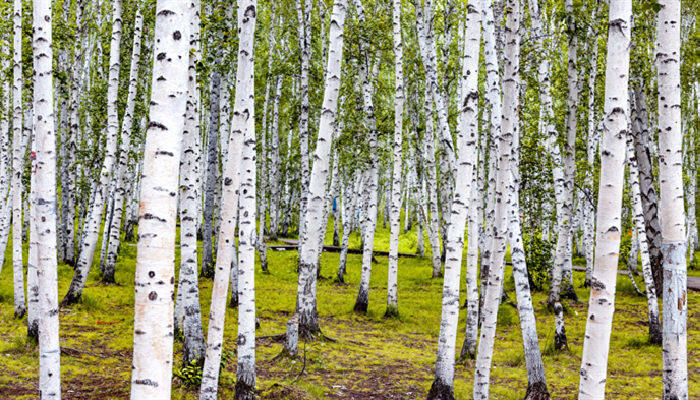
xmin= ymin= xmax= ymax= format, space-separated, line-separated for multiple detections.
xmin=174 ymin=359 xmax=203 ymax=387
xmin=523 ymin=233 xmax=554 ymax=291
xmin=173 ymin=349 xmax=234 ymax=388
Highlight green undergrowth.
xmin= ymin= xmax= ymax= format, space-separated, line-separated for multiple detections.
xmin=0 ymin=220 xmax=698 ymax=399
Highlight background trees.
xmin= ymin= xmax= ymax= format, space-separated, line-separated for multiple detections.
xmin=0 ymin=0 xmax=696 ymax=398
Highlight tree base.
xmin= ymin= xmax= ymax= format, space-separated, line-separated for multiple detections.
xmin=524 ymin=381 xmax=550 ymax=400
xmin=426 ymin=378 xmax=455 ymax=400
xmin=27 ymin=321 xmax=39 ymax=342
xmin=229 ymin=296 xmax=239 ymax=308
xmin=61 ymin=291 xmax=82 ymax=307
xmin=234 ymin=379 xmax=256 ymax=400
xmin=14 ymin=308 xmax=26 ymax=319
xmin=383 ymin=305 xmax=399 ymax=319
xmin=353 ymin=299 xmax=368 ymax=313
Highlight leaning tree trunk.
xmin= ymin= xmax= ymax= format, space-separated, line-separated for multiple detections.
xmin=577 ymin=1 xmax=631 ymax=397
xmin=11 ymin=0 xmax=26 ymax=320
xmin=233 ymin=3 xmax=258 ymax=398
xmin=427 ymin=3 xmax=479 ymax=398
xmin=626 ymin=126 xmax=662 ymax=344
xmin=473 ymin=0 xmax=518 ymax=398
xmin=295 ymin=0 xmax=312 ymax=244
xmin=176 ymin=0 xmax=205 ymax=367
xmin=103 ymin=4 xmax=144 ymax=283
xmin=353 ymin=0 xmax=380 ymax=314
xmin=631 ymin=82 xmax=665 ymax=298
xmin=129 ymin=1 xmax=190 ymax=398
xmin=33 ymin=0 xmax=62 ymax=396
xmin=656 ymin=1 xmax=688 ymax=398
xmin=294 ymin=0 xmax=348 ymax=336
xmin=63 ymin=0 xmax=123 ymax=306
xmin=199 ymin=1 xmax=256 ymax=397
xmin=202 ymin=69 xmax=221 ymax=279
xmin=385 ymin=0 xmax=404 ymax=318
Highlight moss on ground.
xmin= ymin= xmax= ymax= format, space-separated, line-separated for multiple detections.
xmin=0 ymin=222 xmax=698 ymax=399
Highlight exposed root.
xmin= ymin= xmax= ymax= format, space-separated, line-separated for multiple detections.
xmin=426 ymin=378 xmax=455 ymax=400
xmin=524 ymin=381 xmax=550 ymax=400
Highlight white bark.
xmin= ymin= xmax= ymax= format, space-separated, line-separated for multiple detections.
xmin=296 ymin=0 xmax=312 ymax=244
xmin=656 ymin=1 xmax=688 ymax=398
xmin=64 ymin=0 xmax=123 ymax=305
xmin=577 ymin=1 xmax=632 ymax=397
xmin=294 ymin=0 xmax=348 ymax=335
xmin=626 ymin=127 xmax=662 ymax=344
xmin=11 ymin=0 xmax=25 ymax=319
xmin=233 ymin=2 xmax=257 ymax=397
xmin=177 ymin=0 xmax=205 ymax=366
xmin=473 ymin=0 xmax=518 ymax=397
xmin=353 ymin=0 xmax=380 ymax=314
xmin=33 ymin=0 xmax=62 ymax=396
xmin=385 ymin=0 xmax=404 ymax=317
xmin=427 ymin=2 xmax=479 ymax=396
xmin=103 ymin=5 xmax=144 ymax=283
xmin=129 ymin=1 xmax=190 ymax=397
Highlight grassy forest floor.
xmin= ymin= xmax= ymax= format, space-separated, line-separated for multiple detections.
xmin=0 ymin=220 xmax=698 ymax=399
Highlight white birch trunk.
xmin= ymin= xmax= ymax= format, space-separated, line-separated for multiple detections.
xmin=11 ymin=0 xmax=25 ymax=319
xmin=200 ymin=0 xmax=257 ymax=397
xmin=103 ymin=5 xmax=144 ymax=283
xmin=577 ymin=1 xmax=632 ymax=396
xmin=294 ymin=0 xmax=348 ymax=335
xmin=427 ymin=3 xmax=479 ymax=397
xmin=33 ymin=0 xmax=62 ymax=395
xmin=63 ymin=0 xmax=123 ymax=305
xmin=473 ymin=0 xmax=518 ymax=397
xmin=177 ymin=0 xmax=205 ymax=366
xmin=129 ymin=1 xmax=190 ymax=397
xmin=385 ymin=0 xmax=404 ymax=317
xmin=353 ymin=0 xmax=380 ymax=314
xmin=656 ymin=1 xmax=688 ymax=397
xmin=626 ymin=128 xmax=662 ymax=344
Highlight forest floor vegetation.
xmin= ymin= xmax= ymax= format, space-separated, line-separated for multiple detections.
xmin=0 ymin=221 xmax=698 ymax=399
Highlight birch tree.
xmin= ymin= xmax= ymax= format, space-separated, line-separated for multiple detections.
xmin=177 ymin=0 xmax=206 ymax=367
xmin=577 ymin=0 xmax=632 ymax=397
xmin=385 ymin=0 xmax=404 ymax=318
xmin=11 ymin=0 xmax=25 ymax=319
xmin=129 ymin=1 xmax=190 ymax=397
xmin=427 ymin=2 xmax=479 ymax=397
xmin=294 ymin=0 xmax=348 ymax=336
xmin=63 ymin=0 xmax=123 ymax=305
xmin=34 ymin=0 xmax=62 ymax=395
xmin=656 ymin=1 xmax=688 ymax=397
xmin=473 ymin=0 xmax=518 ymax=397
xmin=103 ymin=3 xmax=144 ymax=283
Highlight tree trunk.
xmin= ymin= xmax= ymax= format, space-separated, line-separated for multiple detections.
xmin=385 ymin=0 xmax=404 ymax=318
xmin=102 ymin=6 xmax=144 ymax=283
xmin=626 ymin=126 xmax=662 ymax=344
xmin=577 ymin=1 xmax=632 ymax=396
xmin=631 ymin=83 xmax=664 ymax=295
xmin=202 ymin=69 xmax=221 ymax=279
xmin=473 ymin=0 xmax=518 ymax=397
xmin=33 ymin=0 xmax=62 ymax=395
xmin=656 ymin=1 xmax=688 ymax=398
xmin=63 ymin=0 xmax=123 ymax=306
xmin=294 ymin=0 xmax=348 ymax=336
xmin=233 ymin=3 xmax=258 ymax=398
xmin=129 ymin=1 xmax=190 ymax=397
xmin=427 ymin=3 xmax=479 ymax=397
xmin=11 ymin=0 xmax=26 ymax=320
xmin=353 ymin=0 xmax=380 ymax=314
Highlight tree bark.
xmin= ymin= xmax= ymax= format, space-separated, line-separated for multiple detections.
xmin=63 ymin=0 xmax=123 ymax=306
xmin=33 ymin=0 xmax=62 ymax=395
xmin=656 ymin=1 xmax=688 ymax=398
xmin=577 ymin=1 xmax=632 ymax=396
xmin=129 ymin=1 xmax=190 ymax=397
xmin=294 ymin=0 xmax=348 ymax=336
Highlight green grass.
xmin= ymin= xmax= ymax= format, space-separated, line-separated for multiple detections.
xmin=0 ymin=220 xmax=698 ymax=399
